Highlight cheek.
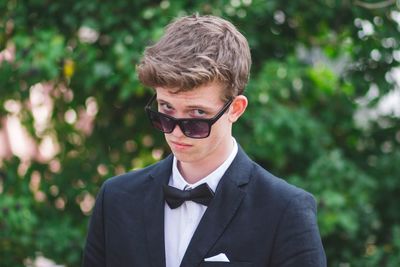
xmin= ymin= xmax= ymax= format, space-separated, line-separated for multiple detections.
xmin=212 ymin=119 xmax=229 ymax=136
xmin=205 ymin=125 xmax=225 ymax=146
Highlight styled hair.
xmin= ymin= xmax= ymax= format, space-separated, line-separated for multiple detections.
xmin=137 ymin=14 xmax=251 ymax=101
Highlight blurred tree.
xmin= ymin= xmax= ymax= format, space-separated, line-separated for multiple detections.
xmin=0 ymin=0 xmax=399 ymax=266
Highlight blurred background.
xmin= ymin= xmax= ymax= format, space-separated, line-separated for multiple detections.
xmin=1 ymin=0 xmax=399 ymax=266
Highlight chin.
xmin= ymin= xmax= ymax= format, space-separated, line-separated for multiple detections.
xmin=173 ymin=152 xmax=200 ymax=163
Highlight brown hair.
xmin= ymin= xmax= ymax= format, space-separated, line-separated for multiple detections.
xmin=137 ymin=14 xmax=251 ymax=101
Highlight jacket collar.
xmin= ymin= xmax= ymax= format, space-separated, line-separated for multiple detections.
xmin=144 ymin=145 xmax=253 ymax=267
xmin=180 ymin=146 xmax=253 ymax=266
xmin=143 ymin=155 xmax=173 ymax=267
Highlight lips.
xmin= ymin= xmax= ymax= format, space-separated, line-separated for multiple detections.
xmin=169 ymin=140 xmax=193 ymax=149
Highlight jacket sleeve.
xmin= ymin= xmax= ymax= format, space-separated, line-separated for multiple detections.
xmin=270 ymin=191 xmax=327 ymax=267
xmin=82 ymin=183 xmax=107 ymax=267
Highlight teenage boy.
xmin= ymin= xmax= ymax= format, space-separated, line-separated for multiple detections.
xmin=83 ymin=14 xmax=326 ymax=267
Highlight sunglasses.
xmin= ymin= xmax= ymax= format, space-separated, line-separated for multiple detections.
xmin=145 ymin=94 xmax=233 ymax=139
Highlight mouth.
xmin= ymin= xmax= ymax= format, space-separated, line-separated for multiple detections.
xmin=169 ymin=140 xmax=193 ymax=149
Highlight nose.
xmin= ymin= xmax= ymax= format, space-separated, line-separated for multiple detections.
xmin=169 ymin=122 xmax=185 ymax=138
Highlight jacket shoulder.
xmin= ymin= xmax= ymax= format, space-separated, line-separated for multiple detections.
xmin=249 ymin=161 xmax=315 ymax=206
xmin=102 ymin=155 xmax=172 ymax=193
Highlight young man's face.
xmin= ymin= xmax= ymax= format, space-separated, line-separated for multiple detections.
xmin=154 ymin=82 xmax=235 ymax=165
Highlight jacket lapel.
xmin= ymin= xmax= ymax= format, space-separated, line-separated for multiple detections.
xmin=143 ymin=155 xmax=173 ymax=267
xmin=179 ymin=147 xmax=253 ymax=267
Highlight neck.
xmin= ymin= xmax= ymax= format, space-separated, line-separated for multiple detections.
xmin=178 ymin=137 xmax=234 ymax=184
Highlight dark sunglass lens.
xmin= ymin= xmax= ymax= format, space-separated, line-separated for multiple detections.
xmin=158 ymin=115 xmax=176 ymax=133
xmin=149 ymin=112 xmax=175 ymax=133
xmin=181 ymin=120 xmax=210 ymax=138
xmin=148 ymin=111 xmax=173 ymax=133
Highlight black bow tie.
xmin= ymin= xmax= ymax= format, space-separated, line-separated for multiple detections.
xmin=163 ymin=183 xmax=215 ymax=209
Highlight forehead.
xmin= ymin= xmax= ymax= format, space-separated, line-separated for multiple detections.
xmin=155 ymin=83 xmax=225 ymax=106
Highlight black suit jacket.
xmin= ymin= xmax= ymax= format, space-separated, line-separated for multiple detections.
xmin=82 ymin=146 xmax=326 ymax=267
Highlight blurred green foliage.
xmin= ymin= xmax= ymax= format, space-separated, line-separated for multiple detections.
xmin=1 ymin=0 xmax=399 ymax=266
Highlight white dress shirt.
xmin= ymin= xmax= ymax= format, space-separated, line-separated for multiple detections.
xmin=164 ymin=138 xmax=238 ymax=267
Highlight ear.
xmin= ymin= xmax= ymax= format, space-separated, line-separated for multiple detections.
xmin=228 ymin=95 xmax=248 ymax=123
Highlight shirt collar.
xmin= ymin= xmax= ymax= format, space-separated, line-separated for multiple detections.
xmin=170 ymin=137 xmax=238 ymax=192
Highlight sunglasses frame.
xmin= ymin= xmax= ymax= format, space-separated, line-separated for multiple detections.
xmin=145 ymin=94 xmax=233 ymax=139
